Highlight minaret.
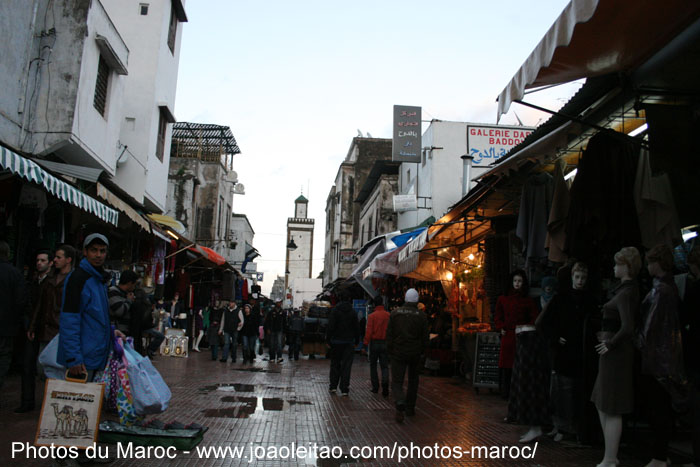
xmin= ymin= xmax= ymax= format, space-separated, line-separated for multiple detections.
xmin=286 ymin=194 xmax=314 ymax=291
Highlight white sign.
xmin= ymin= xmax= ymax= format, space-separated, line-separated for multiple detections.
xmin=393 ymin=194 xmax=417 ymax=212
xmin=467 ymin=124 xmax=534 ymax=167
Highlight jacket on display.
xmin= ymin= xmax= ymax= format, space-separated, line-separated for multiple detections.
xmin=494 ymin=291 xmax=538 ymax=368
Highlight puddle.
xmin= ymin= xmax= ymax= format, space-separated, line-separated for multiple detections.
xmin=287 ymin=400 xmax=312 ymax=405
xmin=232 ymin=368 xmax=280 ymax=373
xmin=202 ymin=397 xmax=313 ymax=418
xmin=265 ymin=386 xmax=294 ymax=391
xmin=199 ymin=383 xmax=256 ymax=393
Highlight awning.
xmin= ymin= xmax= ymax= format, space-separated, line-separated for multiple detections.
xmin=496 ymin=0 xmax=700 ymax=119
xmin=96 ymin=183 xmax=150 ymax=232
xmin=0 ymin=145 xmax=118 ymax=226
xmin=188 ymin=244 xmax=226 ymax=266
xmin=147 ymin=213 xmax=186 ymax=235
xmin=32 ymin=158 xmax=103 ymax=183
xmin=348 ymin=239 xmax=386 ymax=298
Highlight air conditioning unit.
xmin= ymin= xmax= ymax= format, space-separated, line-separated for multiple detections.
xmin=233 ymin=183 xmax=245 ymax=195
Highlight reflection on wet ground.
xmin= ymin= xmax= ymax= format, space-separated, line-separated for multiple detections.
xmin=201 ymin=395 xmax=314 ymax=418
xmin=232 ymin=367 xmax=279 ymax=373
xmin=199 ymin=383 xmax=255 ymax=393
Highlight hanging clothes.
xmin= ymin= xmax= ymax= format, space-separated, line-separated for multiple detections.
xmin=634 ymin=149 xmax=682 ymax=249
xmin=565 ymin=130 xmax=642 ymax=261
xmin=546 ymin=159 xmax=570 ymax=263
xmin=516 ymin=172 xmax=553 ymax=267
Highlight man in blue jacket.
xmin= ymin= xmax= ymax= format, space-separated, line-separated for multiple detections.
xmin=58 ymin=234 xmax=124 ymax=380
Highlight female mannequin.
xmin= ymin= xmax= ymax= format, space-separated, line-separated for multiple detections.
xmin=591 ymin=246 xmax=641 ymax=467
xmin=639 ymin=244 xmax=685 ymax=467
xmin=538 ymin=262 xmax=597 ymax=442
xmin=495 ymin=270 xmax=538 ymax=402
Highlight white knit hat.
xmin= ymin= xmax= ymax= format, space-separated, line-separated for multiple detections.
xmin=404 ymin=288 xmax=419 ymax=303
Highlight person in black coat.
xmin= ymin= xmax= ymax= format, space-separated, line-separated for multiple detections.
xmin=0 ymin=241 xmax=26 ymax=396
xmin=326 ymin=294 xmax=360 ymax=396
xmin=240 ymin=304 xmax=259 ymax=364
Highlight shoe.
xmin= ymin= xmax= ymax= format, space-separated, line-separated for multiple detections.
xmin=519 ymin=426 xmax=542 ymax=443
xmin=14 ymin=404 xmax=34 ymax=413
xmin=277 ymin=358 xmax=284 ymax=363
xmin=192 ymin=348 xmax=200 ymax=352
xmin=329 ymin=388 xmax=337 ymax=394
xmin=553 ymin=433 xmax=564 ymax=442
xmin=546 ymin=427 xmax=558 ymax=437
xmin=340 ymin=392 xmax=349 ymax=397
xmin=370 ymin=388 xmax=379 ymax=393
xmin=395 ymin=408 xmax=405 ymax=423
xmin=219 ymin=359 xmax=227 ymax=362
xmin=405 ymin=407 xmax=415 ymax=416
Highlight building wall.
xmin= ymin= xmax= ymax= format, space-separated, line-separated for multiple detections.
xmin=229 ymin=214 xmax=255 ymax=266
xmin=357 ymin=174 xmax=399 ymax=248
xmin=290 ymin=278 xmax=323 ymax=309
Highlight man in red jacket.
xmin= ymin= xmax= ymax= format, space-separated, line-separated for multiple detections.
xmin=364 ymin=295 xmax=390 ymax=396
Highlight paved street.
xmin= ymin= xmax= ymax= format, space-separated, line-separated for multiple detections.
xmin=0 ymin=349 xmax=681 ymax=466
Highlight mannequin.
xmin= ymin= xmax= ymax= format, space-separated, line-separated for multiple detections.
xmin=591 ymin=247 xmax=641 ymax=467
xmin=538 ymin=262 xmax=597 ymax=442
xmin=192 ymin=308 xmax=205 ymax=352
xmin=639 ymin=244 xmax=686 ymax=467
xmin=495 ymin=270 xmax=538 ymax=403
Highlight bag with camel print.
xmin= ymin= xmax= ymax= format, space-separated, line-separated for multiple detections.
xmin=35 ymin=371 xmax=105 ymax=449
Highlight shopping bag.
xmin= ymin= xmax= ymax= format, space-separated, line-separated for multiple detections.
xmin=98 ymin=335 xmax=128 ymax=412
xmin=116 ymin=365 xmax=140 ymax=426
xmin=123 ymin=341 xmax=171 ymax=415
xmin=35 ymin=372 xmax=104 ymax=449
xmin=37 ymin=335 xmax=66 ymax=380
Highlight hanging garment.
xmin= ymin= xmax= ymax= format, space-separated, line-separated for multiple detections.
xmin=565 ymin=130 xmax=642 ymax=261
xmin=633 ymin=149 xmax=682 ymax=249
xmin=516 ymin=172 xmax=553 ymax=267
xmin=546 ymin=159 xmax=570 ymax=263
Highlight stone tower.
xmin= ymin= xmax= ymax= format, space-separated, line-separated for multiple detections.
xmin=286 ymin=194 xmax=314 ymax=290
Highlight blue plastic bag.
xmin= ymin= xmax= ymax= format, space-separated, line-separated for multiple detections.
xmin=37 ymin=335 xmax=66 ymax=380
xmin=123 ymin=341 xmax=171 ymax=415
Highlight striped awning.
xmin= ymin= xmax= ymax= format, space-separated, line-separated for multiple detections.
xmin=0 ymin=145 xmax=119 ymax=226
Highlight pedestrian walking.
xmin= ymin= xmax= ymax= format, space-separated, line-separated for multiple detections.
xmin=208 ymin=302 xmax=223 ymax=361
xmin=327 ymin=293 xmax=359 ymax=396
xmin=20 ymin=245 xmax=75 ymax=412
xmin=0 ymin=240 xmax=26 ymax=407
xmin=364 ymin=295 xmax=390 ymax=397
xmin=386 ymin=288 xmax=429 ymax=422
xmin=240 ymin=304 xmax=259 ymax=363
xmin=219 ymin=301 xmax=243 ymax=362
xmin=265 ymin=299 xmax=286 ymax=363
xmin=58 ymin=233 xmax=125 ymax=380
xmin=287 ymin=309 xmax=304 ymax=361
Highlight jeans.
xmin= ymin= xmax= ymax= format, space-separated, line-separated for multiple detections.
xmin=288 ymin=333 xmax=302 ymax=360
xmin=143 ymin=328 xmax=165 ymax=354
xmin=329 ymin=343 xmax=355 ymax=393
xmin=269 ymin=331 xmax=283 ymax=360
xmin=241 ymin=335 xmax=257 ymax=361
xmin=369 ymin=340 xmax=389 ymax=391
xmin=221 ymin=331 xmax=238 ymax=361
xmin=391 ymin=355 xmax=420 ymax=409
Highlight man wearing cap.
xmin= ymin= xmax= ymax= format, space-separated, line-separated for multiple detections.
xmin=58 ymin=234 xmax=124 ymax=380
xmin=386 ymin=288 xmax=429 ymax=422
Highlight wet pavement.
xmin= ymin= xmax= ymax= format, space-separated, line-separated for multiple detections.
xmin=0 ymin=348 xmax=692 ymax=466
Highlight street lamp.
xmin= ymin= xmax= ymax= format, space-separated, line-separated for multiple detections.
xmin=287 ymin=239 xmax=298 ymax=250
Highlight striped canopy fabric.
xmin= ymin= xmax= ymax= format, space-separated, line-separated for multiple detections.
xmin=0 ymin=146 xmax=119 ymax=226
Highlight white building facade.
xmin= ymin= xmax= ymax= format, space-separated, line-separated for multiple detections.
xmin=286 ymin=195 xmax=314 ymax=290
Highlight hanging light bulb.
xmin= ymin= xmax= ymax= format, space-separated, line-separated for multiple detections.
xmin=468 ymin=253 xmax=475 ymax=261
xmin=446 ymin=271 xmax=453 ymax=281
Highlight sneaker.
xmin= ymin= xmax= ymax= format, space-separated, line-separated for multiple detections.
xmin=277 ymin=358 xmax=284 ymax=363
xmin=340 ymin=391 xmax=349 ymax=396
xmin=192 ymin=348 xmax=200 ymax=352
xmin=329 ymin=388 xmax=337 ymax=394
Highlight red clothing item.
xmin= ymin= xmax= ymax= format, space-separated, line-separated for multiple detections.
xmin=494 ymin=291 xmax=538 ymax=368
xmin=363 ymin=306 xmax=390 ymax=346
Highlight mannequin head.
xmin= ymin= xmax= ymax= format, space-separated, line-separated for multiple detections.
xmin=509 ymin=269 xmax=529 ymax=294
xmin=613 ymin=247 xmax=641 ymax=281
xmin=646 ymin=244 xmax=674 ymax=278
xmin=571 ymin=262 xmax=588 ymax=290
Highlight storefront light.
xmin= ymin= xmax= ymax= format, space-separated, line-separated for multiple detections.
xmin=683 ymin=231 xmax=698 ymax=241
xmin=446 ymin=271 xmax=453 ymax=281
xmin=628 ymin=123 xmax=648 ymax=137
xmin=564 ymin=168 xmax=578 ymax=181
xmin=468 ymin=253 xmax=475 ymax=261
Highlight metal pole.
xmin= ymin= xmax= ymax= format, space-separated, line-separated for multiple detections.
xmin=461 ymin=155 xmax=474 ymax=197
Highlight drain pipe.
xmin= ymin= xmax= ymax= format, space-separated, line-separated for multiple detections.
xmin=461 ymin=155 xmax=474 ymax=197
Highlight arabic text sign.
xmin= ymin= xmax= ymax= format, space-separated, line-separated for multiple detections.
xmin=393 ymin=105 xmax=421 ymax=162
xmin=467 ymin=125 xmax=534 ymax=166
xmin=393 ymin=194 xmax=417 ymax=212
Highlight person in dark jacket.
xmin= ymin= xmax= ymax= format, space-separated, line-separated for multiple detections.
xmin=58 ymin=234 xmax=124 ymax=380
xmin=219 ymin=301 xmax=243 ymax=362
xmin=0 ymin=241 xmax=26 ymax=401
xmin=287 ymin=309 xmax=304 ymax=361
xmin=208 ymin=301 xmax=223 ymax=361
xmin=265 ymin=300 xmax=287 ymax=363
xmin=326 ymin=295 xmax=360 ymax=396
xmin=240 ymin=304 xmax=259 ymax=363
xmin=386 ymin=288 xmax=429 ymax=422
xmin=108 ymin=270 xmax=138 ymax=334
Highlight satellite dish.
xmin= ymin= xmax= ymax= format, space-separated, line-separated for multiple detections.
xmin=226 ymin=170 xmax=238 ymax=183
xmin=234 ymin=184 xmax=245 ymax=195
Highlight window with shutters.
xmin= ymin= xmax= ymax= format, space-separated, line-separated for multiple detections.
xmin=156 ymin=109 xmax=167 ymax=161
xmin=167 ymin=6 xmax=177 ymax=53
xmin=93 ymin=56 xmax=109 ymax=117
xmin=139 ymin=3 xmax=149 ymax=15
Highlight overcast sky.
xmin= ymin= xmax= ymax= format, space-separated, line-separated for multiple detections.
xmin=174 ymin=0 xmax=581 ymax=294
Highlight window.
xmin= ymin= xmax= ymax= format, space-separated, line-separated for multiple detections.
xmin=361 ymin=225 xmax=365 ymax=244
xmin=368 ymin=214 xmax=373 ymax=239
xmin=167 ymin=6 xmax=178 ymax=53
xmin=93 ymin=56 xmax=110 ymax=116
xmin=156 ymin=109 xmax=167 ymax=161
xmin=139 ymin=3 xmax=149 ymax=15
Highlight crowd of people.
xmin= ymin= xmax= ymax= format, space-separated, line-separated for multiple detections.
xmin=495 ymin=244 xmax=700 ymax=467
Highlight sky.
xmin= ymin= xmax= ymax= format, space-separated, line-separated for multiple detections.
xmin=174 ymin=0 xmax=581 ymax=295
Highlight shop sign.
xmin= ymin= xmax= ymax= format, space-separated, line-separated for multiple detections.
xmin=392 ymin=105 xmax=422 ymax=163
xmin=255 ymin=272 xmax=264 ymax=281
xmin=339 ymin=249 xmax=356 ymax=263
xmin=466 ymin=124 xmax=534 ymax=167
xmin=393 ymin=194 xmax=417 ymax=212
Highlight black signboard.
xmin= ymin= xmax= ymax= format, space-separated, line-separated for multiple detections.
xmin=472 ymin=332 xmax=500 ymax=390
xmin=392 ymin=105 xmax=421 ymax=162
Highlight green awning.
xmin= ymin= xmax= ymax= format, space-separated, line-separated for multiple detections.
xmin=0 ymin=145 xmax=119 ymax=226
